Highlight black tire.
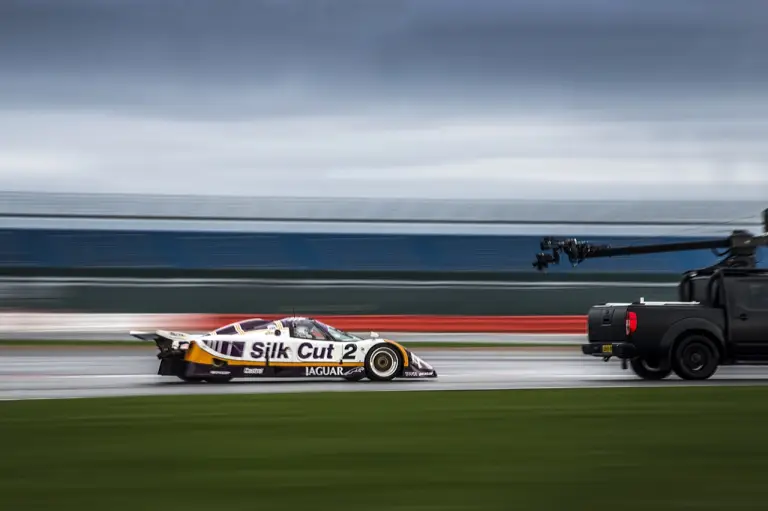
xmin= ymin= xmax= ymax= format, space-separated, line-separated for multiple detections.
xmin=178 ymin=375 xmax=204 ymax=383
xmin=671 ymin=335 xmax=719 ymax=380
xmin=364 ymin=344 xmax=402 ymax=382
xmin=629 ymin=357 xmax=672 ymax=380
xmin=203 ymin=376 xmax=233 ymax=383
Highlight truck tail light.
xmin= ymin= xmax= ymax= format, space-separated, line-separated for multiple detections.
xmin=626 ymin=311 xmax=637 ymax=335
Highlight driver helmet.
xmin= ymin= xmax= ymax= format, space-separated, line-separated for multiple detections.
xmin=295 ymin=325 xmax=313 ymax=339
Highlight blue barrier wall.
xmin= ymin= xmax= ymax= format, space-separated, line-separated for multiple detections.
xmin=0 ymin=228 xmax=760 ymax=273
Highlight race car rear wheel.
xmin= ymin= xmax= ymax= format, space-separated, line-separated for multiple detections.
xmin=178 ymin=375 xmax=232 ymax=383
xmin=203 ymin=376 xmax=233 ymax=383
xmin=179 ymin=375 xmax=204 ymax=383
xmin=364 ymin=344 xmax=402 ymax=381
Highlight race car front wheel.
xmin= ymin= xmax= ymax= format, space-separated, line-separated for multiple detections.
xmin=364 ymin=344 xmax=402 ymax=381
xmin=178 ymin=375 xmax=233 ymax=383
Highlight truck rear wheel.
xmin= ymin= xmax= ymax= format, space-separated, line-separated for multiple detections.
xmin=629 ymin=358 xmax=671 ymax=380
xmin=672 ymin=335 xmax=719 ymax=380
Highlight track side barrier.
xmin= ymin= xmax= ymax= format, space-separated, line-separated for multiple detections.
xmin=207 ymin=314 xmax=586 ymax=333
xmin=0 ymin=313 xmax=586 ymax=335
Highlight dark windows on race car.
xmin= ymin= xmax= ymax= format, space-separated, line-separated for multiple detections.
xmin=208 ymin=317 xmax=364 ymax=343
xmin=294 ymin=325 xmax=326 ymax=340
xmin=319 ymin=322 xmax=362 ymax=342
xmin=239 ymin=319 xmax=270 ymax=331
xmin=212 ymin=318 xmax=269 ymax=336
xmin=288 ymin=318 xmax=362 ymax=342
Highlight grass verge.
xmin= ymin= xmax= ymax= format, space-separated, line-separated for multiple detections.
xmin=1 ymin=387 xmax=768 ymax=510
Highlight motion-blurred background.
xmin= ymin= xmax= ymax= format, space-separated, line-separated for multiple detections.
xmin=1 ymin=0 xmax=766 ymax=319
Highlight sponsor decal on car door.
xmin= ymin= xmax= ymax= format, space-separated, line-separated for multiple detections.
xmin=296 ymin=339 xmax=336 ymax=364
xmin=245 ymin=338 xmax=294 ymax=364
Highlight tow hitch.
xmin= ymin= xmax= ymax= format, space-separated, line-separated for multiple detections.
xmin=602 ymin=355 xmax=628 ymax=370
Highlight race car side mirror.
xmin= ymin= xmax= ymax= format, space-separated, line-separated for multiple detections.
xmin=370 ymin=332 xmax=379 ymax=338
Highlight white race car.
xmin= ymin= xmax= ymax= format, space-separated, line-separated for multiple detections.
xmin=130 ymin=316 xmax=437 ymax=383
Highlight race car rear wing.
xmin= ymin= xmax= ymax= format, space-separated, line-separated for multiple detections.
xmin=130 ymin=329 xmax=191 ymax=342
xmin=130 ymin=330 xmax=194 ymax=358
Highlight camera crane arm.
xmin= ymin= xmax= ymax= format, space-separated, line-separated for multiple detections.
xmin=533 ymin=207 xmax=768 ymax=271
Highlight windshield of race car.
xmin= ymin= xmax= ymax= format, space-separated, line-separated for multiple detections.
xmin=318 ymin=322 xmax=362 ymax=341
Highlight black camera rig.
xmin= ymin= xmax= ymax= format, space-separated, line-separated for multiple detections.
xmin=533 ymin=208 xmax=768 ymax=272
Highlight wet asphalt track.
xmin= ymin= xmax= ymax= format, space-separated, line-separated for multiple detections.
xmin=3 ymin=346 xmax=768 ymax=400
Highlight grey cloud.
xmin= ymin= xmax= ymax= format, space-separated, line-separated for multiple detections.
xmin=0 ymin=108 xmax=766 ymax=200
xmin=0 ymin=0 xmax=767 ymax=200
xmin=1 ymin=0 xmax=767 ymax=117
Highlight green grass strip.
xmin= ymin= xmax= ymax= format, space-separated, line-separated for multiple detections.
xmin=1 ymin=387 xmax=767 ymax=510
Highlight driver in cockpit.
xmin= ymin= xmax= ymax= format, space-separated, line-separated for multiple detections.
xmin=294 ymin=324 xmax=314 ymax=339
xmin=294 ymin=323 xmax=324 ymax=340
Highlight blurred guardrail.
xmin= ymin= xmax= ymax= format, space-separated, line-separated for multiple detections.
xmin=0 ymin=191 xmax=762 ymax=223
xmin=0 ymin=192 xmax=763 ymax=274
xmin=0 ymin=192 xmax=762 ymax=227
xmin=0 ymin=229 xmax=750 ymax=274
xmin=0 ymin=312 xmax=585 ymax=344
xmin=0 ymin=193 xmax=757 ymax=318
xmin=0 ymin=276 xmax=679 ymax=315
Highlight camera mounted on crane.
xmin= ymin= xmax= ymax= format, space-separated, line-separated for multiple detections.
xmin=533 ymin=208 xmax=768 ymax=273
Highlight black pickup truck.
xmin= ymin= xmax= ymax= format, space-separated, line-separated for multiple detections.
xmin=532 ymin=214 xmax=768 ymax=381
xmin=581 ymin=268 xmax=768 ymax=380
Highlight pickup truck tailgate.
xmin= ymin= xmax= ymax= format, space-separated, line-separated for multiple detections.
xmin=587 ymin=304 xmax=629 ymax=342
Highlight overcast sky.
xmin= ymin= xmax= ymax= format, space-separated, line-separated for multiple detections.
xmin=1 ymin=0 xmax=768 ymax=200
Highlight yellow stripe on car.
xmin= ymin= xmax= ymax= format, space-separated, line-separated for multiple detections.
xmin=383 ymin=340 xmax=410 ymax=367
xmin=184 ymin=342 xmax=363 ymax=367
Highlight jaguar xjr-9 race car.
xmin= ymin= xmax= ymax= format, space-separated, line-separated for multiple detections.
xmin=130 ymin=316 xmax=437 ymax=383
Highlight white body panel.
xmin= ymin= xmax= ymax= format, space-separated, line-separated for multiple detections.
xmin=136 ymin=317 xmax=390 ymax=365
xmin=131 ymin=316 xmax=437 ymax=380
xmin=195 ymin=331 xmax=376 ymax=365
